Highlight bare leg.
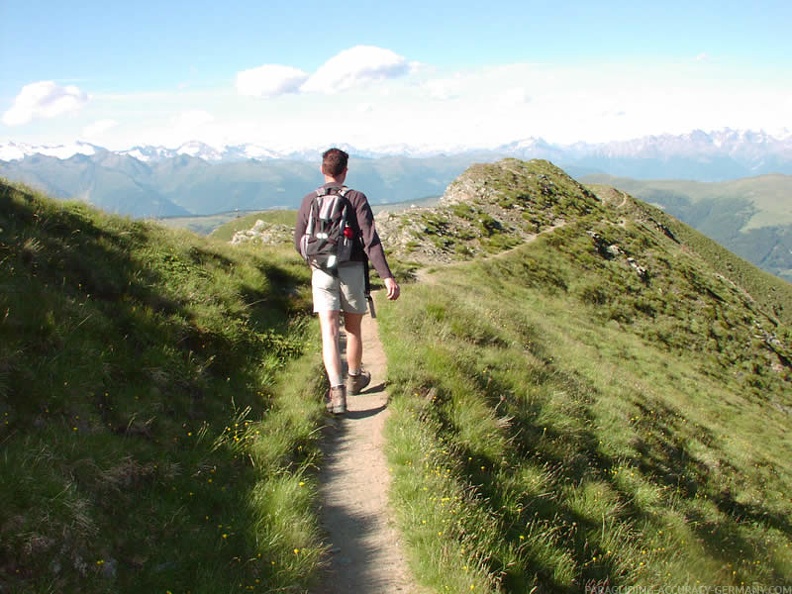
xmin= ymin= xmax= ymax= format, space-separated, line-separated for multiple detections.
xmin=317 ymin=309 xmax=344 ymax=386
xmin=343 ymin=311 xmax=365 ymax=373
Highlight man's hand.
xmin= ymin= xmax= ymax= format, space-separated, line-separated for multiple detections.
xmin=384 ymin=277 xmax=400 ymax=301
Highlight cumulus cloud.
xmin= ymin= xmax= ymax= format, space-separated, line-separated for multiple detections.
xmin=300 ymin=45 xmax=411 ymax=94
xmin=2 ymin=81 xmax=89 ymax=126
xmin=236 ymin=64 xmax=309 ymax=98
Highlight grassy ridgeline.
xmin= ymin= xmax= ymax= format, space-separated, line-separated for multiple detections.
xmin=378 ymin=186 xmax=792 ymax=590
xmin=0 ymin=181 xmax=328 ymax=593
xmin=372 ymin=160 xmax=792 ymax=593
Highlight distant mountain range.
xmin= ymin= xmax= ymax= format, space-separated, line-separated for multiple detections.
xmin=1 ymin=128 xmax=790 ymax=220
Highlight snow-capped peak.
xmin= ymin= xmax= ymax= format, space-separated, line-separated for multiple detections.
xmin=119 ymin=145 xmax=177 ymax=162
xmin=176 ymin=141 xmax=223 ymax=160
xmin=2 ymin=128 xmax=791 ymax=167
xmin=0 ymin=140 xmax=98 ymax=161
xmin=223 ymin=144 xmax=283 ymax=160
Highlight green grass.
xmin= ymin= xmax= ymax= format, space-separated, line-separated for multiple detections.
xmin=581 ymin=174 xmax=792 ymax=283
xmin=4 ymin=155 xmax=792 ymax=593
xmin=376 ymin=170 xmax=792 ymax=591
xmin=0 ymin=181 xmax=329 ymax=593
xmin=378 ymin=262 xmax=792 ymax=590
xmin=155 ymin=210 xmax=262 ymax=236
xmin=209 ymin=210 xmax=299 ymax=243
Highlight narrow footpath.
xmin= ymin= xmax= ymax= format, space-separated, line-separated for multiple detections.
xmin=311 ymin=293 xmax=425 ymax=594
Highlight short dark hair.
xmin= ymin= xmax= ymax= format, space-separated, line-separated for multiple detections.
xmin=321 ymin=147 xmax=349 ymax=177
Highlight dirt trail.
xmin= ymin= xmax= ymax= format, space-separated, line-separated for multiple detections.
xmin=311 ymin=292 xmax=425 ymax=594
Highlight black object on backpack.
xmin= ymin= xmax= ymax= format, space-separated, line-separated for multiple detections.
xmin=299 ymin=186 xmax=355 ymax=274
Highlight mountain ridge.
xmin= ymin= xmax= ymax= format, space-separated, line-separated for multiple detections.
xmin=2 ymin=127 xmax=790 ymax=166
xmin=3 ymin=129 xmax=791 ymax=283
xmin=582 ymin=173 xmax=792 ymax=283
xmin=2 ymin=128 xmax=790 ymax=222
xmin=369 ymin=158 xmax=792 ymax=589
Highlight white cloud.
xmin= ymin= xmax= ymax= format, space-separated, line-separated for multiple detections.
xmin=143 ymin=110 xmax=215 ymax=147
xmin=425 ymin=77 xmax=462 ymax=101
xmin=300 ymin=45 xmax=411 ymax=94
xmin=6 ymin=50 xmax=791 ymax=153
xmin=82 ymin=119 xmax=118 ymax=139
xmin=171 ymin=109 xmax=214 ymax=129
xmin=2 ymin=81 xmax=89 ymax=126
xmin=496 ymin=87 xmax=532 ymax=108
xmin=236 ymin=64 xmax=309 ymax=98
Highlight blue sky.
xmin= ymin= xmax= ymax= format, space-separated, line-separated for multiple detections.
xmin=1 ymin=0 xmax=790 ymax=151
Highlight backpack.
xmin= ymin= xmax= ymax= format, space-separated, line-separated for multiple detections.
xmin=299 ymin=186 xmax=356 ymax=273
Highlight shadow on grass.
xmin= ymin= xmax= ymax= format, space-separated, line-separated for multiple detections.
xmin=419 ymin=349 xmax=790 ymax=591
xmin=0 ymin=185 xmax=315 ymax=592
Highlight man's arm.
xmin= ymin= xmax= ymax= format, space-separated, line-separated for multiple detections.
xmin=350 ymin=190 xmax=400 ymax=300
xmin=351 ymin=191 xmax=393 ymax=280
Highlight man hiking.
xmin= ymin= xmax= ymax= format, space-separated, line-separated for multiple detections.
xmin=294 ymin=147 xmax=400 ymax=415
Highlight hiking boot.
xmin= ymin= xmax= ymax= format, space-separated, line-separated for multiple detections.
xmin=325 ymin=385 xmax=347 ymax=415
xmin=347 ymin=370 xmax=371 ymax=395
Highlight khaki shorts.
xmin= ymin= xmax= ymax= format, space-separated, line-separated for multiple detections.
xmin=312 ymin=262 xmax=367 ymax=314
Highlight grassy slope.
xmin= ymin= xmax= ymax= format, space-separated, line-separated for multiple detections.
xmin=581 ymin=174 xmax=792 ymax=283
xmin=160 ymin=196 xmax=440 ymax=239
xmin=376 ymin=160 xmax=792 ymax=592
xmin=4 ymin=157 xmax=792 ymax=593
xmin=0 ymin=180 xmax=329 ymax=593
xmin=581 ymin=174 xmax=792 ymax=230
